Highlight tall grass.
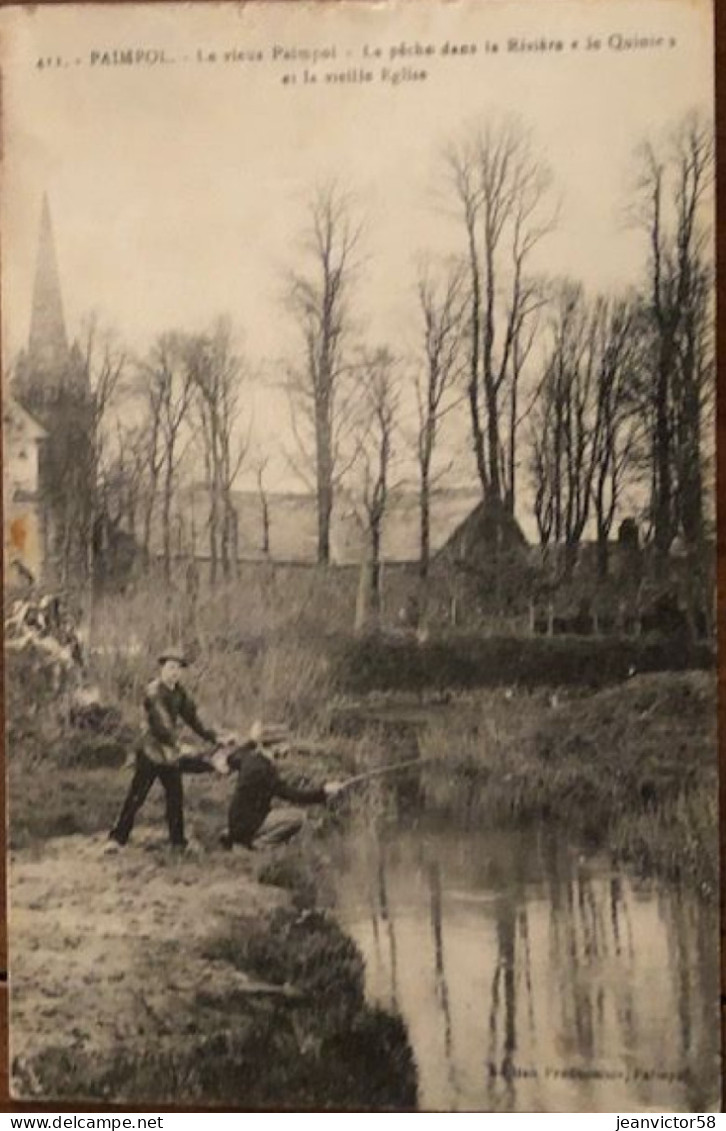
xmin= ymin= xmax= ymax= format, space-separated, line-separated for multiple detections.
xmin=86 ymin=576 xmax=340 ymax=733
xmin=413 ymin=672 xmax=718 ymax=896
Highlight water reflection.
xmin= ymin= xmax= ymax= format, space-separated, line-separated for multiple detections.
xmin=333 ymin=821 xmax=720 ymax=1113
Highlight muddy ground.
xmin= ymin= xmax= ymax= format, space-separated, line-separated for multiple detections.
xmin=9 ymin=775 xmax=417 ymax=1109
xmin=11 ymin=831 xmax=287 ymax=1088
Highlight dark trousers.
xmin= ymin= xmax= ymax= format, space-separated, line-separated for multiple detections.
xmin=111 ymin=752 xmax=185 ymax=846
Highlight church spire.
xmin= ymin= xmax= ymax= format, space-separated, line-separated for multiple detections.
xmin=28 ymin=194 xmax=69 ymax=368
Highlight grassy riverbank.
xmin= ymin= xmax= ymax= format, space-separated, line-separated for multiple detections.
xmin=10 ymin=826 xmax=417 ymax=1109
xmin=416 ymin=670 xmax=718 ymax=898
xmin=7 ymin=653 xmax=417 ymax=1109
xmin=7 ymin=631 xmax=716 ymax=1107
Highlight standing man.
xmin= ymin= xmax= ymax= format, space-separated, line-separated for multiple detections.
xmin=109 ymin=650 xmax=219 ymax=849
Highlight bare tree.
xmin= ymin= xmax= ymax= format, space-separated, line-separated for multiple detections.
xmin=186 ymin=320 xmax=249 ymax=584
xmin=253 ymin=455 xmax=272 ymax=557
xmin=413 ymin=259 xmax=467 ymax=581
xmin=137 ymin=334 xmax=194 ymax=582
xmin=529 ymin=284 xmax=598 ymax=579
xmin=285 ymin=181 xmax=363 ymax=563
xmin=99 ymin=421 xmax=148 ymax=543
xmin=631 ymin=111 xmax=714 ymax=572
xmin=589 ymin=297 xmax=642 ymax=579
xmin=135 ymin=390 xmax=165 ymax=570
xmin=445 ymin=117 xmax=555 ymax=512
xmin=78 ymin=316 xmax=127 ymax=590
xmin=531 ymin=286 xmax=643 ymax=581
xmin=502 ymin=277 xmax=547 ymax=515
xmin=669 ymin=118 xmax=715 ymax=557
xmin=353 ymin=348 xmax=399 ymax=620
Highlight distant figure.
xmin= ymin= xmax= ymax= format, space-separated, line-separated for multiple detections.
xmin=5 ymin=590 xmax=83 ymax=693
xmin=216 ymin=738 xmax=343 ymax=850
xmin=109 ymin=650 xmax=223 ymax=850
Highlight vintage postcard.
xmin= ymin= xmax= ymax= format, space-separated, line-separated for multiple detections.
xmin=1 ymin=0 xmax=719 ymax=1112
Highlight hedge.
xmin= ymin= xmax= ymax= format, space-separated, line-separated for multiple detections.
xmin=330 ymin=633 xmax=715 ymax=693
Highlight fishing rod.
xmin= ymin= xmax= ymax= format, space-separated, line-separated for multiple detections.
xmin=209 ymin=737 xmax=435 ymax=789
xmin=338 ymin=755 xmax=434 ymax=792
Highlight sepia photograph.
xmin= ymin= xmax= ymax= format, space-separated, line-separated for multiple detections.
xmin=1 ymin=0 xmax=719 ymax=1112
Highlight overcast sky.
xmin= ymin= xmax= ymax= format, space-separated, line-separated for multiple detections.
xmin=0 ymin=0 xmax=714 ymax=529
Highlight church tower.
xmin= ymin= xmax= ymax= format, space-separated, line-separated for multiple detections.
xmin=28 ymin=194 xmax=69 ymax=369
xmin=13 ymin=196 xmax=93 ymax=584
xmin=14 ymin=194 xmax=89 ymax=407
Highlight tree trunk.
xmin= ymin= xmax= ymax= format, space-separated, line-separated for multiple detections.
xmin=314 ymin=388 xmax=333 ymax=564
xmin=221 ymin=493 xmax=231 ymax=582
xmin=485 ymin=375 xmax=502 ymax=505
xmin=370 ymin=520 xmax=382 ymax=617
xmin=261 ymin=494 xmax=270 ymax=555
xmin=419 ymin=465 xmax=431 ymax=581
xmin=653 ymin=339 xmax=673 ymax=575
xmin=209 ymin=487 xmax=219 ymax=586
xmin=231 ymin=505 xmax=240 ymax=579
xmin=142 ymin=482 xmax=157 ymax=573
xmin=563 ymin=539 xmax=578 ymax=582
xmin=595 ymin=468 xmax=610 ymax=581
xmin=221 ymin=497 xmax=236 ymax=581
xmin=596 ymin=522 xmax=609 ymax=581
xmin=162 ymin=462 xmax=173 ymax=583
xmin=507 ymin=373 xmax=518 ymax=515
xmin=317 ymin=483 xmax=332 ymax=564
xmin=354 ymin=554 xmax=371 ymax=634
xmin=678 ymin=380 xmax=703 ymax=549
xmin=465 ymin=221 xmax=488 ymax=497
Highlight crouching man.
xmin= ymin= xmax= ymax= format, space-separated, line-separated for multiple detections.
xmin=109 ymin=650 xmax=220 ymax=850
xmin=216 ymin=737 xmax=343 ymax=850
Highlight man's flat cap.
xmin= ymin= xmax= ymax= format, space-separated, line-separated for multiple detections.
xmin=158 ymin=650 xmax=189 ymax=667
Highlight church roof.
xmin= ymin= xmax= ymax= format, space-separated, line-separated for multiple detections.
xmin=28 ymin=194 xmax=70 ymax=369
xmin=3 ymin=397 xmax=47 ymax=443
xmin=12 ymin=195 xmax=90 ymax=408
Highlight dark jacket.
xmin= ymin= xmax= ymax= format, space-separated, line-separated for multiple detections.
xmin=227 ymin=748 xmax=325 ymax=846
xmin=142 ymin=677 xmax=217 ymax=764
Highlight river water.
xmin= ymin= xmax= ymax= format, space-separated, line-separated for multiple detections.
xmin=332 ymin=817 xmax=720 ymax=1113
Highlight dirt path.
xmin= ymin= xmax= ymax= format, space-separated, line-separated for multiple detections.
xmin=9 ymin=830 xmax=290 ymax=1098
